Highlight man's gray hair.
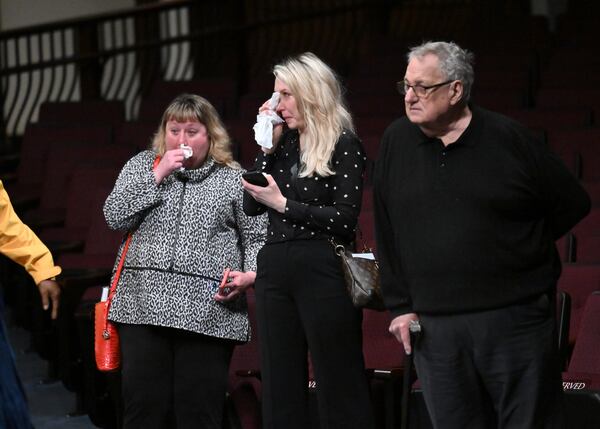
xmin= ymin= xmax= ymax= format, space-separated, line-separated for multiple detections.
xmin=408 ymin=41 xmax=475 ymax=102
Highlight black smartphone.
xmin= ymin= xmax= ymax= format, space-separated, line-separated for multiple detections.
xmin=242 ymin=171 xmax=268 ymax=187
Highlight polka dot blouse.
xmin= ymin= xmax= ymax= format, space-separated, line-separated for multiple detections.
xmin=243 ymin=128 xmax=366 ymax=245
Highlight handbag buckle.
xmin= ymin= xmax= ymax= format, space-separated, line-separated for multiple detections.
xmin=102 ymin=329 xmax=111 ymax=340
xmin=330 ymin=238 xmax=346 ymax=256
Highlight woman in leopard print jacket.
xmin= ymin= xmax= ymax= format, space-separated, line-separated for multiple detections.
xmin=104 ymin=94 xmax=267 ymax=429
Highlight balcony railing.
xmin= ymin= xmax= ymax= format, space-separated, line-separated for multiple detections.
xmin=0 ymin=0 xmax=511 ymax=149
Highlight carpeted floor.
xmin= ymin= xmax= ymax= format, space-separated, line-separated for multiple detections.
xmin=6 ymin=313 xmax=96 ymax=429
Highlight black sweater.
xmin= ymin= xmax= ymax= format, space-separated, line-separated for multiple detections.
xmin=373 ymin=106 xmax=590 ymax=317
xmin=244 ymin=129 xmax=366 ymax=245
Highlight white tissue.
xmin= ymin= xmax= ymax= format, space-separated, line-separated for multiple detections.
xmin=100 ymin=286 xmax=109 ymax=302
xmin=181 ymin=144 xmax=193 ymax=159
xmin=179 ymin=144 xmax=193 ymax=171
xmin=253 ymin=92 xmax=284 ymax=149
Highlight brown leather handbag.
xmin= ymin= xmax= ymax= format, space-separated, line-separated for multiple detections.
xmin=332 ymin=240 xmax=385 ymax=311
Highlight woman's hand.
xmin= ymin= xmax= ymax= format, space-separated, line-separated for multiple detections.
xmin=213 ymin=270 xmax=256 ymax=302
xmin=258 ymin=100 xmax=283 ymax=155
xmin=242 ymin=174 xmax=287 ymax=213
xmin=154 ymin=148 xmax=186 ymax=184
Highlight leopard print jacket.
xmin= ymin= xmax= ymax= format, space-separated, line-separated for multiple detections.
xmin=104 ymin=150 xmax=267 ymax=342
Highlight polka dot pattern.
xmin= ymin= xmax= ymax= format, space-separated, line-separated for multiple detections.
xmin=245 ymin=129 xmax=365 ymax=245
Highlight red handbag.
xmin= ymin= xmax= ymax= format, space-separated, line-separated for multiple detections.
xmin=95 ymin=155 xmax=160 ymax=371
xmin=94 ymin=233 xmax=132 ymax=371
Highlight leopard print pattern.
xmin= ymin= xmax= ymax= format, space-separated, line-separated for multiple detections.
xmin=104 ymin=150 xmax=267 ymax=342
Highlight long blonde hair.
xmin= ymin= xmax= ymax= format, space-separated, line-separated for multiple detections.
xmin=274 ymin=52 xmax=354 ymax=177
xmin=152 ymin=93 xmax=239 ymax=169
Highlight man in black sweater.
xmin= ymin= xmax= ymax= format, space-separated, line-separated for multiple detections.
xmin=373 ymin=41 xmax=590 ymax=428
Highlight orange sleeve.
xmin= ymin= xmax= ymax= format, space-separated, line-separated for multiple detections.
xmin=0 ymin=181 xmax=61 ymax=284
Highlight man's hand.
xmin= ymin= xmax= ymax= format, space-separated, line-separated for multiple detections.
xmin=389 ymin=312 xmax=419 ymax=355
xmin=38 ymin=279 xmax=61 ymax=320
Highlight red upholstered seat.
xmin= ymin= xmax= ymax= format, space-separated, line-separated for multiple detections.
xmin=582 ymin=181 xmax=600 ymax=207
xmin=5 ymin=123 xmax=114 ymax=210
xmin=572 ymin=208 xmax=600 ymax=238
xmin=557 ymin=264 xmax=600 ymax=347
xmin=114 ymin=121 xmax=158 ymax=152
xmin=227 ymin=288 xmax=262 ymax=429
xmin=567 ymin=291 xmax=600 ymax=376
xmin=38 ymin=100 xmax=125 ymax=126
xmin=138 ymin=78 xmax=238 ymax=122
xmin=573 ymin=235 xmax=600 ymax=264
xmin=21 ymin=142 xmax=132 ymax=233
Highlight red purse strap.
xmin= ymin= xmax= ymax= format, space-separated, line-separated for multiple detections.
xmin=106 ymin=154 xmax=161 ymax=308
xmin=106 ymin=233 xmax=132 ymax=305
xmin=152 ymin=155 xmax=161 ymax=170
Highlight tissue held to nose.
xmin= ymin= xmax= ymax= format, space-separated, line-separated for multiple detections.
xmin=253 ymin=91 xmax=284 ymax=149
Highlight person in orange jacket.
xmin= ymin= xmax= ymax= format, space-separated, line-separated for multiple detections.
xmin=0 ymin=180 xmax=61 ymax=428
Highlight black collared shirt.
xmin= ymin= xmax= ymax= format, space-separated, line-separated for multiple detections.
xmin=373 ymin=106 xmax=591 ymax=316
xmin=244 ymin=128 xmax=366 ymax=245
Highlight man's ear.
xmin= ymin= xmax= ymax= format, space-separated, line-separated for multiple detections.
xmin=449 ymin=80 xmax=464 ymax=105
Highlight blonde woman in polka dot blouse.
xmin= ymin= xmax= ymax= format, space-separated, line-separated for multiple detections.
xmin=243 ymin=52 xmax=374 ymax=429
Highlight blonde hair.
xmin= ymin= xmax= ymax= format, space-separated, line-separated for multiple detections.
xmin=274 ymin=52 xmax=354 ymax=177
xmin=151 ymin=93 xmax=239 ymax=169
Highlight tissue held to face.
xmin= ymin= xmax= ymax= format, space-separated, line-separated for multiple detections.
xmin=165 ymin=119 xmax=209 ymax=168
xmin=275 ymin=78 xmax=305 ymax=132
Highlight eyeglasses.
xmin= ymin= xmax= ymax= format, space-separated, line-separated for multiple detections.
xmin=397 ymin=80 xmax=453 ymax=98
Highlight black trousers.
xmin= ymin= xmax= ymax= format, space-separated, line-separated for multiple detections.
xmin=118 ymin=323 xmax=234 ymax=429
xmin=255 ymin=240 xmax=375 ymax=429
xmin=414 ymin=292 xmax=565 ymax=429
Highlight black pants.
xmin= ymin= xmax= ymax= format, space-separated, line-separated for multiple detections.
xmin=255 ymin=240 xmax=375 ymax=429
xmin=118 ymin=323 xmax=234 ymax=429
xmin=414 ymin=293 xmax=565 ymax=429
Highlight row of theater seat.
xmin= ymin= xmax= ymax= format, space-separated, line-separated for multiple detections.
xmin=2 ymin=21 xmax=600 ymax=428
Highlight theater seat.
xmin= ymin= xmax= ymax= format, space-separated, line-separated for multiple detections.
xmin=573 ymin=234 xmax=600 ymax=264
xmin=582 ymin=181 xmax=600 ymax=207
xmin=38 ymin=100 xmax=125 ymax=126
xmin=557 ymin=264 xmax=600 ymax=348
xmin=556 ymin=289 xmax=571 ymax=370
xmin=362 ymin=309 xmax=411 ymax=429
xmin=5 ymin=123 xmax=114 ymax=213
xmin=226 ymin=289 xmax=262 ymax=429
xmin=565 ymin=291 xmax=600 ymax=377
xmin=562 ymin=291 xmax=600 ymax=428
xmin=572 ymin=208 xmax=600 ymax=238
